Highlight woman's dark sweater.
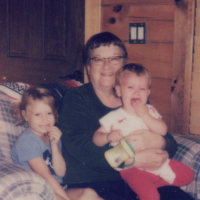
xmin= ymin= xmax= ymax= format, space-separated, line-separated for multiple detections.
xmin=58 ymin=83 xmax=177 ymax=184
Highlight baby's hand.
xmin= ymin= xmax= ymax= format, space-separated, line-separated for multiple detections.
xmin=47 ymin=126 xmax=62 ymax=146
xmin=132 ymin=100 xmax=149 ymax=118
xmin=107 ymin=130 xmax=122 ymax=143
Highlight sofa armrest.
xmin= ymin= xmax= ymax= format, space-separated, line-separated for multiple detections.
xmin=173 ymin=134 xmax=200 ymax=200
xmin=0 ymin=157 xmax=56 ymax=200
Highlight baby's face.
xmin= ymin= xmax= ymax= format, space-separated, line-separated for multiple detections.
xmin=115 ymin=73 xmax=150 ymax=110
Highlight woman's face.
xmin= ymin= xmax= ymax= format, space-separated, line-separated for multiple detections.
xmin=87 ymin=44 xmax=124 ymax=90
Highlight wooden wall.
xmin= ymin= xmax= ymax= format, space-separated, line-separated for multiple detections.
xmin=101 ymin=0 xmax=175 ymax=127
xmin=85 ymin=0 xmax=195 ymax=135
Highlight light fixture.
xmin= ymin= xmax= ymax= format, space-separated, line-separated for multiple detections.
xmin=129 ymin=23 xmax=146 ymax=44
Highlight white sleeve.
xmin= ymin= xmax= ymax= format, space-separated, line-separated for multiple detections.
xmin=147 ymin=104 xmax=162 ymax=119
xmin=99 ymin=111 xmax=117 ymax=132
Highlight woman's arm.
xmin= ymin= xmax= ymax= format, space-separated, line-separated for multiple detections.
xmin=58 ymin=88 xmax=111 ymax=170
xmin=163 ymin=132 xmax=177 ymax=158
xmin=28 ymin=158 xmax=71 ymax=200
xmin=124 ymin=129 xmax=177 ymax=158
xmin=127 ymin=148 xmax=169 ymax=171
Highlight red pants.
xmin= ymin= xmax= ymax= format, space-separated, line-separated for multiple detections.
xmin=120 ymin=159 xmax=194 ymax=200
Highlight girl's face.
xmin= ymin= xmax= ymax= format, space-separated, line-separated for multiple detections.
xmin=22 ymin=100 xmax=55 ymax=137
xmin=87 ymin=44 xmax=124 ymax=90
xmin=115 ymin=73 xmax=150 ymax=112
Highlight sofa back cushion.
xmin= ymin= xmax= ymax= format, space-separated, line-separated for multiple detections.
xmin=0 ymin=80 xmax=82 ymax=162
xmin=0 ymin=91 xmax=26 ymax=162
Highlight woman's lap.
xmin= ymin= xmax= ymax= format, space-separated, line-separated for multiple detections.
xmin=67 ymin=179 xmax=138 ymax=200
xmin=67 ymin=180 xmax=194 ymax=200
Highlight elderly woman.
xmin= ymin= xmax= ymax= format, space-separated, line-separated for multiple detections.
xmin=58 ymin=32 xmax=194 ymax=200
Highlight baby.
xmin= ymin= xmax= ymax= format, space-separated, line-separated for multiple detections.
xmin=93 ymin=63 xmax=194 ymax=200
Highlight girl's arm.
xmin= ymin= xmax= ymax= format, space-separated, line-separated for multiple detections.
xmin=48 ymin=126 xmax=66 ymax=177
xmin=51 ymin=144 xmax=66 ymax=177
xmin=28 ymin=157 xmax=70 ymax=200
xmin=93 ymin=126 xmax=122 ymax=147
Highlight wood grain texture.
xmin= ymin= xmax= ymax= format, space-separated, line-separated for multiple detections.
xmin=102 ymin=0 xmax=175 ymax=5
xmin=125 ymin=42 xmax=173 ymax=80
xmin=189 ymin=0 xmax=200 ymax=136
xmin=149 ymin=78 xmax=171 ymax=117
xmin=84 ymin=0 xmax=100 ymax=83
xmin=101 ymin=0 xmax=174 ymax=131
xmin=170 ymin=0 xmax=195 ymax=135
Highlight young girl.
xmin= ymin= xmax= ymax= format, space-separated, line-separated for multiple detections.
xmin=11 ymin=87 xmax=102 ymax=200
xmin=93 ymin=63 xmax=194 ymax=200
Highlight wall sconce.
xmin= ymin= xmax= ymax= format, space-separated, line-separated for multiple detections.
xmin=129 ymin=23 xmax=146 ymax=44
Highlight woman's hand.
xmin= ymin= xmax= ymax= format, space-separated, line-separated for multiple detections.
xmin=133 ymin=148 xmax=169 ymax=171
xmin=124 ymin=129 xmax=166 ymax=152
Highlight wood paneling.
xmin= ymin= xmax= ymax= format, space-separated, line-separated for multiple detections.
xmin=170 ymin=0 xmax=195 ymax=135
xmin=101 ymin=5 xmax=174 ymax=42
xmin=101 ymin=4 xmax=174 ymax=21
xmin=127 ymin=59 xmax=172 ymax=80
xmin=84 ymin=0 xmax=100 ymax=82
xmin=190 ymin=0 xmax=200 ymax=136
xmin=149 ymin=79 xmax=171 ymax=117
xmin=126 ymin=43 xmax=173 ymax=65
xmin=85 ymin=0 xmax=100 ymax=42
xmin=195 ymin=36 xmax=200 ymax=45
xmin=101 ymin=0 xmax=175 ymax=129
xmin=197 ymin=0 xmax=200 ymax=9
xmin=102 ymin=0 xmax=175 ymax=5
xmin=126 ymin=43 xmax=173 ymax=80
xmin=86 ymin=0 xmax=196 ymax=136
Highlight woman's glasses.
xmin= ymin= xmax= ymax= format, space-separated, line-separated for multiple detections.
xmin=89 ymin=56 xmax=125 ymax=66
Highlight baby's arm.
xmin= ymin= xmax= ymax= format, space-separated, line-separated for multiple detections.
xmin=142 ymin=106 xmax=167 ymax=136
xmin=28 ymin=158 xmax=71 ymax=200
xmin=142 ymin=114 xmax=167 ymax=136
xmin=48 ymin=126 xmax=66 ymax=177
xmin=133 ymin=101 xmax=167 ymax=136
xmin=93 ymin=125 xmax=122 ymax=147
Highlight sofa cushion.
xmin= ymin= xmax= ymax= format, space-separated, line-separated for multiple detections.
xmin=0 ymin=80 xmax=82 ymax=162
xmin=39 ymin=80 xmax=82 ymax=108
xmin=173 ymin=134 xmax=200 ymax=200
xmin=0 ymin=157 xmax=55 ymax=200
xmin=0 ymin=80 xmax=82 ymax=104
xmin=0 ymin=82 xmax=31 ymax=102
xmin=0 ymin=92 xmax=26 ymax=162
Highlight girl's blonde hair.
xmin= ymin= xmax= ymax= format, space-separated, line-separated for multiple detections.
xmin=15 ymin=87 xmax=58 ymax=124
xmin=115 ymin=63 xmax=151 ymax=89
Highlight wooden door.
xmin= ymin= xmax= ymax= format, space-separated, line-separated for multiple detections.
xmin=0 ymin=0 xmax=85 ymax=85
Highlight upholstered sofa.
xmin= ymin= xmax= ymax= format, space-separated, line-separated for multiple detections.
xmin=0 ymin=81 xmax=200 ymax=200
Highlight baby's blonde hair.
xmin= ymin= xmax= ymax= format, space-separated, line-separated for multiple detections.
xmin=15 ymin=87 xmax=58 ymax=124
xmin=115 ymin=63 xmax=151 ymax=89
